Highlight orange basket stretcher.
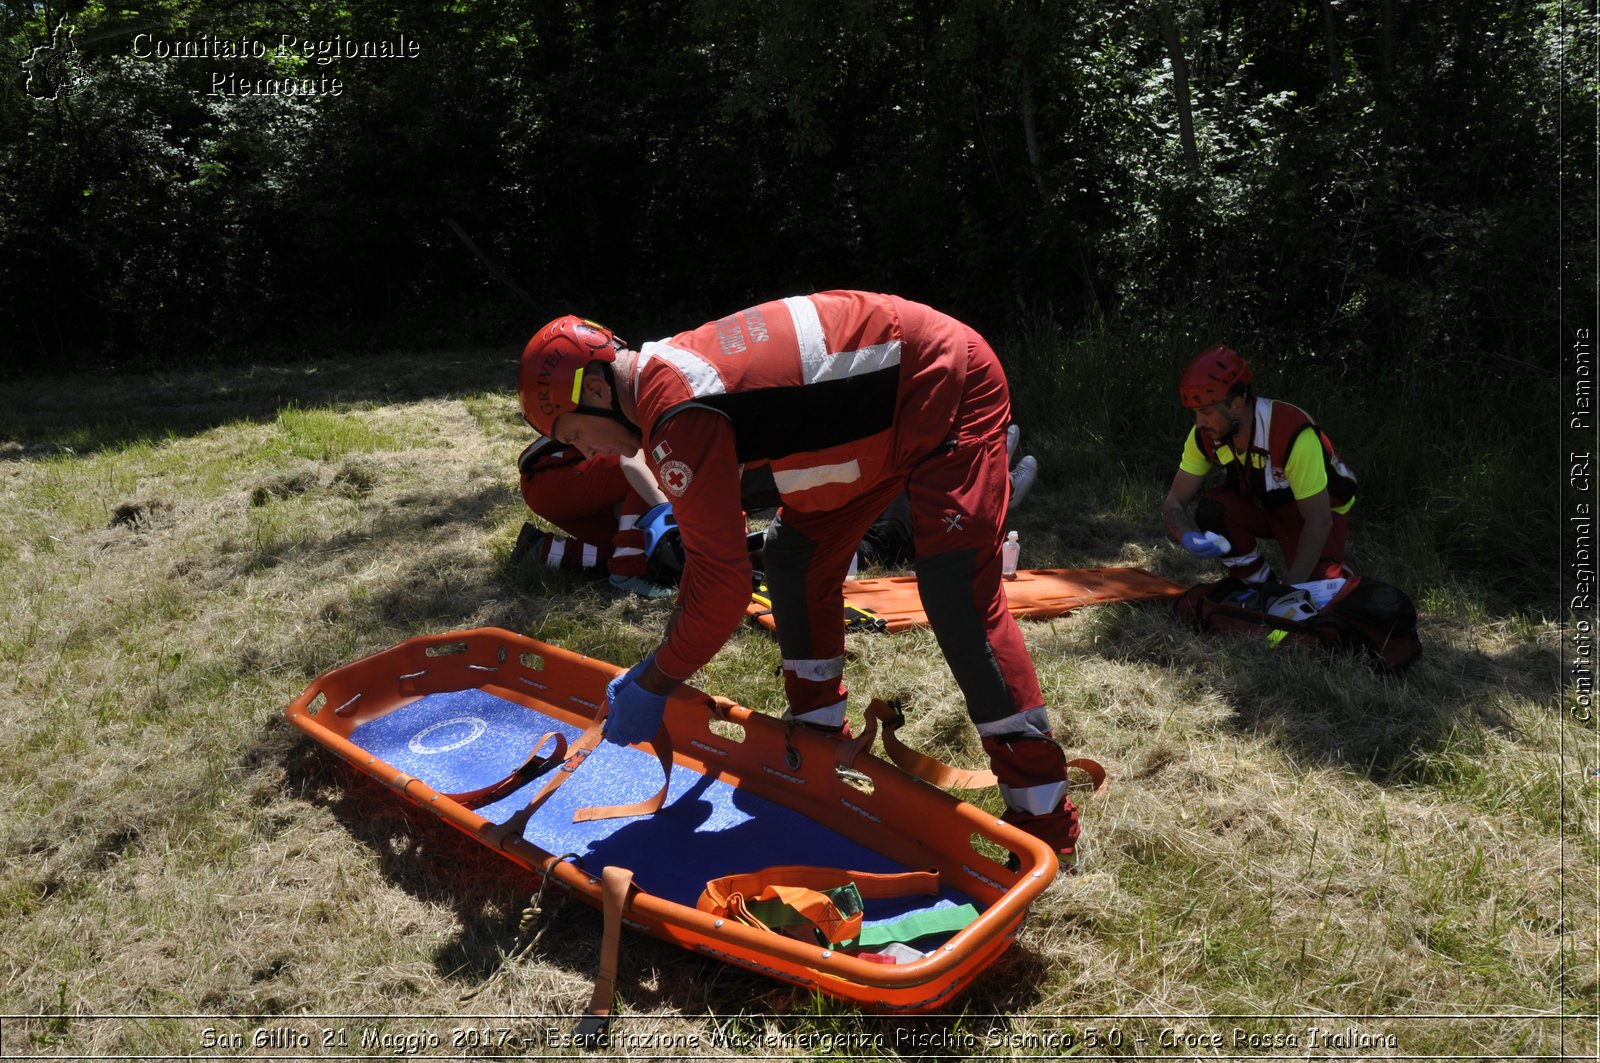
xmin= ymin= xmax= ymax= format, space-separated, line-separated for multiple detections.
xmin=284 ymin=628 xmax=1060 ymax=1017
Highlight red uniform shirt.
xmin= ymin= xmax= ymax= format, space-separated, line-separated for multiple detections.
xmin=628 ymin=291 xmax=969 ymax=679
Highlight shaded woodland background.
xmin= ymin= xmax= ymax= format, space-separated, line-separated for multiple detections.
xmin=3 ymin=0 xmax=1595 ymax=605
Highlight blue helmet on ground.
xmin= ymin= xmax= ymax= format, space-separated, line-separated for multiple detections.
xmin=640 ymin=502 xmax=770 ymax=584
xmin=639 ymin=503 xmax=685 ymax=581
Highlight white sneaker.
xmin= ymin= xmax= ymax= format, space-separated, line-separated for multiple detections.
xmin=1005 ymin=425 xmax=1021 ymax=461
xmin=1008 ymin=455 xmax=1038 ymax=513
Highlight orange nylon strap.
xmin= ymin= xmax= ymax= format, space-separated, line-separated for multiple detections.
xmin=845 ymin=700 xmax=1111 ymax=798
xmin=573 ymin=722 xmax=673 ymax=822
xmin=866 ymin=699 xmax=999 ymax=790
xmin=1065 ymin=757 xmax=1110 ymax=797
xmin=726 ymin=883 xmax=863 ymax=945
xmin=832 ymin=705 xmax=881 ymax=772
xmin=703 ymin=694 xmax=739 ymax=721
xmin=486 ymin=708 xmax=673 ymax=850
xmin=575 ymin=865 xmax=635 ymax=1046
xmin=698 ymin=865 xmax=940 ymax=914
xmin=444 ymin=730 xmax=566 ymax=809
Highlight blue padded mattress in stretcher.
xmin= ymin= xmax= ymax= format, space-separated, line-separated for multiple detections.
xmin=350 ymin=689 xmax=977 ymax=936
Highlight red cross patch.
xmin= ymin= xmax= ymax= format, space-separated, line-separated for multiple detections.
xmin=660 ymin=459 xmax=693 ymax=496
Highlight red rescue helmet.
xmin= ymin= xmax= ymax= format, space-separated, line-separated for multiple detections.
xmin=1178 ymin=344 xmax=1253 ymax=408
xmin=518 ymin=315 xmax=622 ymax=436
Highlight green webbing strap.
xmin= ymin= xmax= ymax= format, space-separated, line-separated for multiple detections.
xmin=741 ymin=883 xmax=864 ymax=934
xmin=737 ymin=889 xmax=976 ymax=949
xmin=856 ymin=903 xmax=980 ymax=948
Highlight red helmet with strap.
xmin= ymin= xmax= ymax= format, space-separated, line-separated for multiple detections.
xmin=1179 ymin=344 xmax=1253 ymax=408
xmin=518 ymin=315 xmax=623 ymax=436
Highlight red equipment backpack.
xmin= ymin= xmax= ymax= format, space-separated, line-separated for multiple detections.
xmin=1172 ymin=576 xmax=1422 ymax=671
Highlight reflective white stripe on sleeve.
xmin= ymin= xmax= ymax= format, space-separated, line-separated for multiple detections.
xmin=582 ymin=543 xmax=599 ymax=567
xmin=781 ymin=655 xmax=845 ymax=682
xmin=618 ymin=514 xmax=639 ymax=530
xmin=640 ymin=340 xmax=726 ymax=397
xmin=998 ymin=779 xmax=1068 ymax=816
xmin=772 ymin=461 xmax=862 ymax=494
xmin=809 ymin=339 xmax=901 ymax=383
xmin=782 ymin=296 xmax=828 ymax=368
xmin=612 ymin=546 xmax=644 ymax=558
xmin=783 ymin=296 xmax=902 ymax=386
xmin=544 ymin=538 xmax=566 ymax=566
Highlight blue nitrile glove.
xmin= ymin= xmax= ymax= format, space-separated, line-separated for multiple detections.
xmin=603 ymin=657 xmax=668 ymax=747
xmin=1181 ymin=530 xmax=1226 ymax=558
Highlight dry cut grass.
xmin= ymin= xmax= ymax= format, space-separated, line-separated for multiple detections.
xmin=0 ymin=350 xmax=1590 ymax=1060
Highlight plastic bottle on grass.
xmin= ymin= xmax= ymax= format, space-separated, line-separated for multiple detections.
xmin=1001 ymin=531 xmax=1020 ymax=578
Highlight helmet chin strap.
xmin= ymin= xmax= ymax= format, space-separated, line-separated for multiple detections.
xmin=1222 ymin=389 xmax=1250 ymax=449
xmin=1202 ymin=413 xmax=1245 ymax=462
xmin=571 ymin=404 xmax=636 ymax=429
xmin=575 ymin=362 xmax=640 ymax=432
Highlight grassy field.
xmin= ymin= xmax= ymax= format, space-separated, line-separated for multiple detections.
xmin=0 ymin=347 xmax=1591 ymax=1060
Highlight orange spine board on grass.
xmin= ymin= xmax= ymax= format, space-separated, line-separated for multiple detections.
xmin=748 ymin=566 xmax=1187 ymax=633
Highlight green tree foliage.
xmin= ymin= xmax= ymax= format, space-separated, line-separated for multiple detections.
xmin=0 ymin=0 xmax=1586 ymax=379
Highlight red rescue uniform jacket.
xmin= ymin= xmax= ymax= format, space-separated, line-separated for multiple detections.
xmin=626 ymin=291 xmax=969 ymax=679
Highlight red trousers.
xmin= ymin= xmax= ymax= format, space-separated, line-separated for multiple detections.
xmin=1195 ymin=487 xmax=1350 ymax=583
xmin=763 ymin=328 xmax=1079 ymax=853
xmin=518 ymin=448 xmax=650 ymax=577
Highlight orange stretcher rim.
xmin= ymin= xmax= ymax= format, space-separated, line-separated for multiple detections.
xmin=283 ymin=627 xmax=1059 ymax=1011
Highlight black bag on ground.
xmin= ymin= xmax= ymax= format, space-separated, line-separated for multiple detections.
xmin=1172 ymin=576 xmax=1422 ymax=671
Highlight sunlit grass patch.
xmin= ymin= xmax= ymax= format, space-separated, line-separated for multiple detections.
xmin=460 ymin=392 xmax=528 ymax=441
xmin=267 ymin=404 xmax=408 ymax=461
xmin=0 ymin=350 xmax=1583 ymax=1059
